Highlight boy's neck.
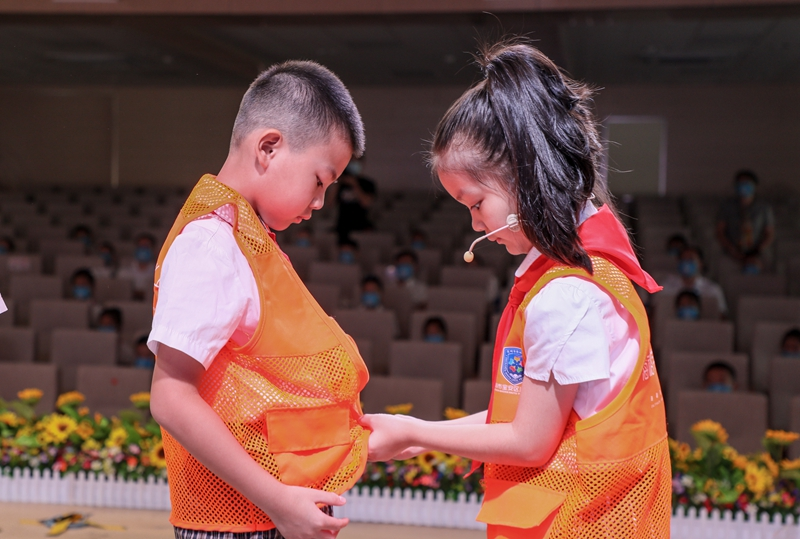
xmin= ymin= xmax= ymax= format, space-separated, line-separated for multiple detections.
xmin=216 ymin=154 xmax=258 ymax=209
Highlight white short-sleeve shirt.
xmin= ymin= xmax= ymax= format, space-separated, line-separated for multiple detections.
xmin=148 ymin=205 xmax=260 ymax=369
xmin=517 ymin=204 xmax=641 ymax=420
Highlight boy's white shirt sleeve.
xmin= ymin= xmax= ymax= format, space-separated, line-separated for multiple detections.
xmin=522 ymin=276 xmax=611 ymax=385
xmin=148 ymin=220 xmax=250 ymax=369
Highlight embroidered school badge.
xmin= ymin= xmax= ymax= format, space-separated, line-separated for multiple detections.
xmin=500 ymin=347 xmax=524 ymax=385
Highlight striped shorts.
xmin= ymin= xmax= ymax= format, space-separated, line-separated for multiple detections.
xmin=173 ymin=507 xmax=333 ymax=539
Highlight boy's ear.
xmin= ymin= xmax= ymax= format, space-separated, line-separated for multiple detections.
xmin=255 ymin=129 xmax=284 ymax=170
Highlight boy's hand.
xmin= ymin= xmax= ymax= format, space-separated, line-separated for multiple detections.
xmin=358 ymin=414 xmax=415 ymax=462
xmin=267 ymin=486 xmax=348 ymax=539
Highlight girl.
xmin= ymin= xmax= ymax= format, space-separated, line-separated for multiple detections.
xmin=360 ymin=41 xmax=671 ymax=538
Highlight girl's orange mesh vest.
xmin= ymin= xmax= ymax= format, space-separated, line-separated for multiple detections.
xmin=476 ymin=256 xmax=672 ymax=539
xmin=153 ymin=175 xmax=370 ymax=533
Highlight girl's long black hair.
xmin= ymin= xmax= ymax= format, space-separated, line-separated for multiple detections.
xmin=431 ymin=39 xmax=615 ymax=274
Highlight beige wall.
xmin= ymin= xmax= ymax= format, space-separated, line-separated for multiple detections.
xmin=0 ymin=83 xmax=798 ymax=195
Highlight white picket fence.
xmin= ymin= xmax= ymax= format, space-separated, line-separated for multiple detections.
xmin=2 ymin=468 xmax=800 ymax=536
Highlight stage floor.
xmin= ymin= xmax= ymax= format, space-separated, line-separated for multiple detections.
xmin=0 ymin=503 xmax=486 ymax=539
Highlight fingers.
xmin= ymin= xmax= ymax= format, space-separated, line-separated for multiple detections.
xmin=315 ymin=490 xmax=347 ymax=507
xmin=320 ymin=514 xmax=349 ymax=532
xmin=357 ymin=414 xmax=373 ymax=429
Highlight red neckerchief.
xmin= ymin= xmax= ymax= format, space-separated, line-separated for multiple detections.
xmin=467 ymin=205 xmax=661 ymax=475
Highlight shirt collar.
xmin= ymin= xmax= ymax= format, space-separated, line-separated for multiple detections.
xmin=515 ymin=202 xmax=599 ymax=278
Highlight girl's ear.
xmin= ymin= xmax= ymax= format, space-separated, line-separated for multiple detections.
xmin=255 ymin=129 xmax=284 ymax=171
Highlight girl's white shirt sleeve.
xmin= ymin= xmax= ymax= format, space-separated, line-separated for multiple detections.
xmin=522 ymin=275 xmax=641 ymax=420
xmin=147 ymin=209 xmax=260 ymax=369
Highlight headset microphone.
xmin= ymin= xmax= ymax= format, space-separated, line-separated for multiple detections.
xmin=463 ymin=214 xmax=520 ymax=263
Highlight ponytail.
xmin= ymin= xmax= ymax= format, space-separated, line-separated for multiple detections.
xmin=431 ymin=39 xmax=609 ymax=274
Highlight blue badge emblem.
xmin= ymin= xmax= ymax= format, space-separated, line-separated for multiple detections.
xmin=501 ymin=347 xmax=524 ymax=385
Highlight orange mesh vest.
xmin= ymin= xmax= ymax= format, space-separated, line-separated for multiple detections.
xmin=154 ymin=175 xmax=370 ymax=533
xmin=476 ymin=257 xmax=671 ymax=539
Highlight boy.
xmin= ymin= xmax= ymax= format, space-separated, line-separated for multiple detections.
xmin=149 ymin=61 xmax=369 ymax=539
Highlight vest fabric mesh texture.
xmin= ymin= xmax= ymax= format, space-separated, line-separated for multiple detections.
xmin=482 ymin=257 xmax=672 ymax=539
xmin=155 ymin=176 xmax=369 ymax=532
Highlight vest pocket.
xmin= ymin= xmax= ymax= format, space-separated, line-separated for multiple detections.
xmin=476 ymin=478 xmax=566 ymax=529
xmin=266 ymin=404 xmax=353 ymax=487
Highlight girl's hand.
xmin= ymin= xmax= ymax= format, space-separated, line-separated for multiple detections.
xmin=392 ymin=446 xmax=428 ymax=460
xmin=266 ymin=485 xmax=348 ymax=539
xmin=359 ymin=414 xmax=415 ymax=462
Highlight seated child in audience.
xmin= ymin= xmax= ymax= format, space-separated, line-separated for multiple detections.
xmin=741 ymin=249 xmax=764 ymax=275
xmin=96 ymin=307 xmax=122 ymax=333
xmin=388 ymin=249 xmax=427 ymax=309
xmin=702 ymin=361 xmax=737 ymax=393
xmin=92 ymin=241 xmax=119 ymax=279
xmin=337 ymin=238 xmax=359 ymax=265
xmin=422 ymin=316 xmax=447 ymax=343
xmin=675 ymin=290 xmax=701 ymax=321
xmin=660 ymin=246 xmax=727 ymax=316
xmin=70 ymin=268 xmax=96 ymax=301
xmin=133 ymin=335 xmax=155 ymax=369
xmin=780 ymin=328 xmax=800 ymax=358
xmin=118 ymin=232 xmax=157 ymax=300
xmin=0 ymin=236 xmax=15 ymax=254
xmin=69 ymin=224 xmax=94 ymax=253
xmin=409 ymin=229 xmax=427 ymax=251
xmin=666 ymin=234 xmax=688 ymax=258
xmin=359 ymin=275 xmax=384 ymax=310
xmin=293 ymin=226 xmax=314 ymax=248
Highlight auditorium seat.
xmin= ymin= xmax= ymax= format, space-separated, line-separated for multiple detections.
xmin=721 ymin=274 xmax=787 ymax=317
xmin=750 ymin=321 xmax=800 ymax=392
xmin=0 ymin=363 xmax=57 ymax=415
xmin=737 ymin=296 xmax=800 ymax=354
xmin=382 ymin=284 xmax=414 ymax=338
xmin=76 ymin=365 xmax=153 ymax=418
xmin=334 ymin=309 xmax=397 ymax=375
xmin=664 ymin=352 xmax=749 ymax=433
xmin=659 ymin=319 xmax=734 ymax=355
xmin=463 ymin=379 xmax=492 ymax=415
xmin=675 ymin=390 xmax=767 ymax=454
xmin=95 ymin=277 xmax=134 ymax=303
xmin=282 ymin=245 xmax=320 ymax=282
xmin=768 ymin=357 xmax=800 ymax=430
xmin=0 ymin=327 xmax=35 ymax=363
xmin=410 ymin=311 xmax=478 ymax=377
xmin=389 ymin=340 xmax=462 ymax=409
xmin=427 ymin=286 xmax=488 ymax=340
xmin=0 ymin=300 xmax=14 ymax=327
xmin=30 ymin=299 xmax=90 ymax=361
xmin=54 ymin=255 xmax=104 ymax=288
xmin=353 ymin=338 xmax=372 ymax=371
xmin=309 ymin=262 xmax=361 ymax=302
xmin=101 ymin=301 xmax=153 ymax=348
xmin=790 ymin=396 xmax=800 ymax=459
xmin=441 ymin=266 xmax=496 ymax=294
xmin=478 ymin=342 xmax=494 ymax=380
xmin=306 ymin=282 xmax=341 ymax=314
xmin=51 ymin=328 xmax=117 ymax=392
xmin=350 ymin=231 xmax=395 ymax=264
xmin=650 ymin=292 xmax=721 ymax=348
xmin=360 ymin=375 xmax=443 ymax=421
xmin=9 ymin=274 xmax=62 ymax=324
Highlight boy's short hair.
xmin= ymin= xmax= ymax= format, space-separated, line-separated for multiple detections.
xmin=394 ymin=249 xmax=419 ymax=264
xmin=423 ymin=316 xmax=448 ymax=336
xmin=98 ymin=307 xmax=123 ymax=329
xmin=782 ymin=328 xmax=800 ymax=346
xmin=361 ymin=274 xmax=383 ymax=290
xmin=231 ymin=61 xmax=365 ymax=157
xmin=70 ymin=268 xmax=95 ymax=286
xmin=735 ymin=169 xmax=758 ymax=184
xmin=703 ymin=361 xmax=737 ymax=381
xmin=675 ymin=290 xmax=700 ymax=308
xmin=338 ymin=238 xmax=360 ymax=250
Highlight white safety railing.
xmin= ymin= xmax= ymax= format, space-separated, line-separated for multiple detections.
xmin=3 ymin=469 xmax=800 ymax=536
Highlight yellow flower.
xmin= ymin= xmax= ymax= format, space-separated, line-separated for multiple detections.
xmin=415 ymin=452 xmax=437 ymax=474
xmin=781 ymin=458 xmax=800 ymax=471
xmin=691 ymin=420 xmax=729 ymax=444
xmin=149 ymin=441 xmax=167 ymax=468
xmin=105 ymin=427 xmax=128 ymax=448
xmin=129 ymin=392 xmax=151 ymax=409
xmin=56 ymin=391 xmax=86 ymax=408
xmin=77 ymin=407 xmax=90 ymax=417
xmin=385 ymin=403 xmax=413 ymax=415
xmin=745 ymin=462 xmax=773 ymax=500
xmin=733 ymin=455 xmax=749 ymax=470
xmin=82 ymin=438 xmax=101 ymax=451
xmin=17 ymin=388 xmax=43 ymax=405
xmin=761 ymin=452 xmax=780 ymax=478
xmin=44 ymin=415 xmax=78 ymax=444
xmin=75 ymin=421 xmax=94 ymax=440
xmin=444 ymin=407 xmax=468 ymax=420
xmin=0 ymin=411 xmax=19 ymax=427
xmin=765 ymin=430 xmax=800 ymax=445
xmin=692 ymin=447 xmax=704 ymax=460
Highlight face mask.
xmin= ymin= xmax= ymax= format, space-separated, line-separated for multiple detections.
xmin=361 ymin=291 xmax=381 ymax=309
xmin=395 ymin=263 xmax=414 ymax=281
xmin=294 ymin=238 xmax=312 ymax=248
xmin=97 ymin=325 xmax=117 ymax=333
xmin=424 ymin=334 xmax=445 ymax=344
xmin=737 ymin=181 xmax=756 ymax=199
xmin=706 ymin=383 xmax=733 ymax=394
xmin=781 ymin=350 xmax=800 ymax=359
xmin=345 ymin=161 xmax=363 ymax=176
xmin=338 ymin=251 xmax=356 ymax=265
xmin=135 ymin=246 xmax=153 ymax=263
xmin=742 ymin=264 xmax=761 ymax=275
xmin=72 ymin=285 xmax=92 ymax=300
xmin=677 ymin=305 xmax=700 ymax=321
xmin=678 ymin=259 xmax=699 ymax=278
xmin=100 ymin=251 xmax=113 ymax=266
xmin=0 ymin=246 xmax=7 ymax=255
xmin=134 ymin=357 xmax=155 ymax=369
xmin=411 ymin=240 xmax=426 ymax=251
xmin=78 ymin=235 xmax=92 ymax=247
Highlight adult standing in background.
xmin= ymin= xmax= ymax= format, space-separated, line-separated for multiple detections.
xmin=716 ymin=169 xmax=775 ymax=268
xmin=335 ymin=157 xmax=376 ymax=241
